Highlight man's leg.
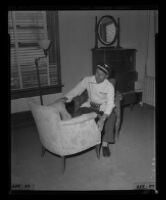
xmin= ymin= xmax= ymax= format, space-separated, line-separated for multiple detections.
xmin=73 ymin=106 xmax=95 ymax=117
xmin=102 ymin=110 xmax=117 ymax=157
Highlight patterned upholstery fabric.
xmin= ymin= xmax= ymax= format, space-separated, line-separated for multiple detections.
xmin=29 ymin=102 xmax=101 ymax=156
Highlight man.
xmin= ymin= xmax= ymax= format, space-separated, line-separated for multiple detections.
xmin=61 ymin=63 xmax=116 ymax=157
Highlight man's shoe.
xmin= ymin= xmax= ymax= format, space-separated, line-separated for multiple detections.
xmin=102 ymin=146 xmax=111 ymax=157
xmin=106 ymin=146 xmax=111 ymax=157
xmin=102 ymin=146 xmax=106 ymax=157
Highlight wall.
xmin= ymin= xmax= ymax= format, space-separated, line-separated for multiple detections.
xmin=60 ymin=10 xmax=157 ymax=92
xmin=11 ymin=10 xmax=157 ymax=113
xmin=11 ymin=93 xmax=64 ymax=113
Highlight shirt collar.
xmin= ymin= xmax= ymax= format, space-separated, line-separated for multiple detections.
xmin=90 ymin=75 xmax=107 ymax=85
xmin=91 ymin=76 xmax=96 ymax=83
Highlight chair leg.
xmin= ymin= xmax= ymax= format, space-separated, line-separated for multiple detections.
xmin=95 ymin=144 xmax=100 ymax=160
xmin=41 ymin=146 xmax=46 ymax=157
xmin=61 ymin=156 xmax=66 ymax=173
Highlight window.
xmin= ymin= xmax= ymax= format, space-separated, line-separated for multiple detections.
xmin=8 ymin=11 xmax=62 ymax=99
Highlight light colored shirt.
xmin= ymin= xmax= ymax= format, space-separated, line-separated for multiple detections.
xmin=65 ymin=76 xmax=115 ymax=116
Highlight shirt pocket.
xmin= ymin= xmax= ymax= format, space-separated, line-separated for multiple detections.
xmin=99 ymin=91 xmax=107 ymax=99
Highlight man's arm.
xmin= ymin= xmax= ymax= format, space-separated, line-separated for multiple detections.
xmin=65 ymin=77 xmax=88 ymax=102
xmin=97 ymin=113 xmax=109 ymax=132
xmin=51 ymin=77 xmax=89 ymax=105
xmin=104 ymin=85 xmax=115 ymax=116
xmin=97 ymin=85 xmax=115 ymax=131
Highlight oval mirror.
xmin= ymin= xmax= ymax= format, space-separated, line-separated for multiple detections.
xmin=97 ymin=15 xmax=118 ymax=46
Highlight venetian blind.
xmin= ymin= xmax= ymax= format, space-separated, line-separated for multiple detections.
xmin=9 ymin=11 xmax=60 ymax=91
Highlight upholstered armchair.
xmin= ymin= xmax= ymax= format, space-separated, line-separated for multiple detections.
xmin=72 ymin=78 xmax=123 ymax=139
xmin=29 ymin=102 xmax=101 ymax=173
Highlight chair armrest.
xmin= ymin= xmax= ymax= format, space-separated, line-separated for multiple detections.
xmin=115 ymin=92 xmax=123 ymax=106
xmin=60 ymin=112 xmax=97 ymax=125
xmin=114 ymin=91 xmax=123 ymax=118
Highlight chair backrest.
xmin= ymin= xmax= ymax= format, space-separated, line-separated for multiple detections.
xmin=51 ymin=101 xmax=72 ymax=120
xmin=29 ymin=102 xmax=101 ymax=156
xmin=29 ymin=102 xmax=63 ymax=153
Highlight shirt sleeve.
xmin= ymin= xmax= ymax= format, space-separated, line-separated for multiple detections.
xmin=104 ymin=83 xmax=115 ymax=116
xmin=65 ymin=77 xmax=88 ymax=102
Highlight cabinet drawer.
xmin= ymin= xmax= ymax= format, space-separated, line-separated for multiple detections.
xmin=105 ymin=50 xmax=129 ymax=60
xmin=115 ymin=71 xmax=138 ymax=82
xmin=106 ymin=61 xmax=134 ymax=73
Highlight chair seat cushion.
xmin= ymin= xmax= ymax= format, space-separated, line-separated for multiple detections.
xmin=60 ymin=112 xmax=97 ymax=125
xmin=47 ymin=101 xmax=72 ymax=120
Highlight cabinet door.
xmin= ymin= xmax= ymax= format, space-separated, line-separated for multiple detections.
xmin=120 ymin=50 xmax=136 ymax=71
xmin=105 ymin=50 xmax=136 ymax=73
xmin=117 ymin=80 xmax=135 ymax=92
xmin=105 ymin=50 xmax=121 ymax=73
xmin=92 ymin=50 xmax=104 ymax=74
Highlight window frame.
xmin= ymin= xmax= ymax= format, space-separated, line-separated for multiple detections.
xmin=11 ymin=85 xmax=63 ymax=99
xmin=9 ymin=11 xmax=63 ymax=100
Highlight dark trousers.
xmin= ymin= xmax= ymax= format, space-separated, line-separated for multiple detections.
xmin=73 ymin=107 xmax=116 ymax=144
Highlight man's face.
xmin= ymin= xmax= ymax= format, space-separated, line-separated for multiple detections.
xmin=95 ymin=68 xmax=108 ymax=84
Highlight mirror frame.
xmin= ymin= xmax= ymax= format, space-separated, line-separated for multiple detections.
xmin=97 ymin=15 xmax=118 ymax=46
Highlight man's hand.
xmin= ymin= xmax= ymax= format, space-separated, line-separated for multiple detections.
xmin=97 ymin=114 xmax=108 ymax=132
xmin=59 ymin=97 xmax=68 ymax=103
xmin=48 ymin=97 xmax=68 ymax=107
xmin=54 ymin=97 xmax=68 ymax=104
xmin=97 ymin=118 xmax=105 ymax=132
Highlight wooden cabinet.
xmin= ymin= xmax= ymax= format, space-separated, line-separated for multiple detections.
xmin=91 ymin=47 xmax=138 ymax=93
